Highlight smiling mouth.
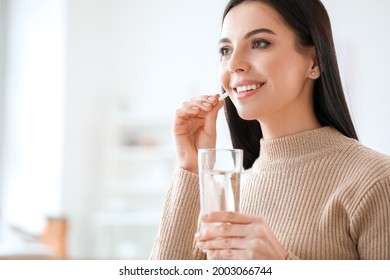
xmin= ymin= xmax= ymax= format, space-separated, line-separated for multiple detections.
xmin=234 ymin=83 xmax=264 ymax=94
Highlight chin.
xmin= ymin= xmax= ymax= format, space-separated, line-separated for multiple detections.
xmin=236 ymin=110 xmax=259 ymax=121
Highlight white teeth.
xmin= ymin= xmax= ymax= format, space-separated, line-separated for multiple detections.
xmin=236 ymin=84 xmax=261 ymax=93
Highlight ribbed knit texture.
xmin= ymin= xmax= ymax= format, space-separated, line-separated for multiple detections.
xmin=150 ymin=127 xmax=390 ymax=260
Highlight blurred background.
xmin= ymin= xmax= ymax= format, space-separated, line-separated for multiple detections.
xmin=0 ymin=0 xmax=389 ymax=259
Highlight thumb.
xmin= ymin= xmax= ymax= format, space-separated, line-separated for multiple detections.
xmin=204 ymin=101 xmax=225 ymax=134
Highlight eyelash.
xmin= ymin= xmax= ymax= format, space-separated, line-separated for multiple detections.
xmin=219 ymin=39 xmax=271 ymax=57
xmin=252 ymin=39 xmax=270 ymax=49
xmin=219 ymin=47 xmax=232 ymax=57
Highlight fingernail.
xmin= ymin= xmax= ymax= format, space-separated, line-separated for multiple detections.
xmin=208 ymin=96 xmax=216 ymax=102
xmin=197 ymin=241 xmax=205 ymax=248
xmin=192 ymin=106 xmax=200 ymax=110
xmin=202 ymin=102 xmax=211 ymax=107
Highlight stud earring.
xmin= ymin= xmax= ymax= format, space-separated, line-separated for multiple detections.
xmin=311 ymin=71 xmax=316 ymax=76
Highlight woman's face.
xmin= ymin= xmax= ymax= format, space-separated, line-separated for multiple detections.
xmin=219 ymin=2 xmax=318 ymax=122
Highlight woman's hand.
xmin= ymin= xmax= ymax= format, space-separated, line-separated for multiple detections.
xmin=196 ymin=211 xmax=288 ymax=260
xmin=173 ymin=94 xmax=224 ymax=173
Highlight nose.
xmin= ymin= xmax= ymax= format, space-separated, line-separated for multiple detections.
xmin=228 ymin=48 xmax=250 ymax=74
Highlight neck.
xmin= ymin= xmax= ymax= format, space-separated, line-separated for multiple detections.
xmin=258 ymin=102 xmax=321 ymax=139
xmin=260 ymin=118 xmax=322 ymax=140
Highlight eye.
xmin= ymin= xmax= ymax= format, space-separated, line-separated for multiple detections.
xmin=219 ymin=47 xmax=232 ymax=57
xmin=252 ymin=39 xmax=270 ymax=49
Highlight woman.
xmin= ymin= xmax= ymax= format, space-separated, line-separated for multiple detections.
xmin=150 ymin=0 xmax=390 ymax=260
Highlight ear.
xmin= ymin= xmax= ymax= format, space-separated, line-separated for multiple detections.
xmin=307 ymin=48 xmax=320 ymax=80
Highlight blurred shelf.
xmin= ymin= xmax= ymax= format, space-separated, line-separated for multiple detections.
xmin=96 ymin=108 xmax=173 ymax=259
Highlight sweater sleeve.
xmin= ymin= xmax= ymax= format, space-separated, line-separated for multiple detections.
xmin=286 ymin=251 xmax=300 ymax=260
xmin=350 ymin=177 xmax=390 ymax=260
xmin=149 ymin=167 xmax=206 ymax=260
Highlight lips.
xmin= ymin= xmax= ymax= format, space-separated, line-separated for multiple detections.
xmin=236 ymin=83 xmax=262 ymax=94
xmin=231 ymin=80 xmax=266 ymax=98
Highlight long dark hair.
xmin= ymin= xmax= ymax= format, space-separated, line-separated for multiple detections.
xmin=222 ymin=0 xmax=358 ymax=169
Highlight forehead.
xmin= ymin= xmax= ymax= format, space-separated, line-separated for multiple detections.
xmin=221 ymin=2 xmax=289 ymax=38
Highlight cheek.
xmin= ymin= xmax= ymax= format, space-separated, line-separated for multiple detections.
xmin=259 ymin=55 xmax=285 ymax=80
xmin=269 ymin=53 xmax=309 ymax=86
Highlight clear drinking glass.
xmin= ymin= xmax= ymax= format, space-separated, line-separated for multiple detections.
xmin=198 ymin=148 xmax=243 ymax=224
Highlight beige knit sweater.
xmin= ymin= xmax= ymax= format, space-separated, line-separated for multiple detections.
xmin=150 ymin=127 xmax=390 ymax=260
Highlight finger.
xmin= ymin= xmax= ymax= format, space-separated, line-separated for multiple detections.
xmin=175 ymin=101 xmax=214 ymax=119
xmin=176 ymin=101 xmax=215 ymax=118
xmin=208 ymin=240 xmax=287 ymax=260
xmin=202 ymin=211 xmax=263 ymax=224
xmin=196 ymin=95 xmax=223 ymax=111
xmin=197 ymin=222 xmax=249 ymax=241
xmin=175 ymin=106 xmax=201 ymax=119
xmin=207 ymin=249 xmax=246 ymax=260
xmin=206 ymin=98 xmax=225 ymax=117
xmin=197 ymin=237 xmax=245 ymax=251
xmin=203 ymin=98 xmax=224 ymax=133
xmin=191 ymin=94 xmax=219 ymax=104
xmin=190 ymin=95 xmax=222 ymax=111
xmin=176 ymin=94 xmax=223 ymax=118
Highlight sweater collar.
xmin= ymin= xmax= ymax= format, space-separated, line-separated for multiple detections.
xmin=255 ymin=126 xmax=354 ymax=163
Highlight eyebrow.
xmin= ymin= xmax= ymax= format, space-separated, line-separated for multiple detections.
xmin=219 ymin=28 xmax=276 ymax=44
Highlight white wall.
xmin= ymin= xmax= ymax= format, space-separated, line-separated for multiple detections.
xmin=0 ymin=0 xmax=6 ymax=240
xmin=322 ymin=0 xmax=390 ymax=154
xmin=1 ymin=0 xmax=66 ymax=235
xmin=0 ymin=0 xmax=6 ymax=172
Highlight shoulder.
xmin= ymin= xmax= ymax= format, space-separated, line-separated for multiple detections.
xmin=344 ymin=141 xmax=390 ymax=179
xmin=336 ymin=141 xmax=390 ymax=218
